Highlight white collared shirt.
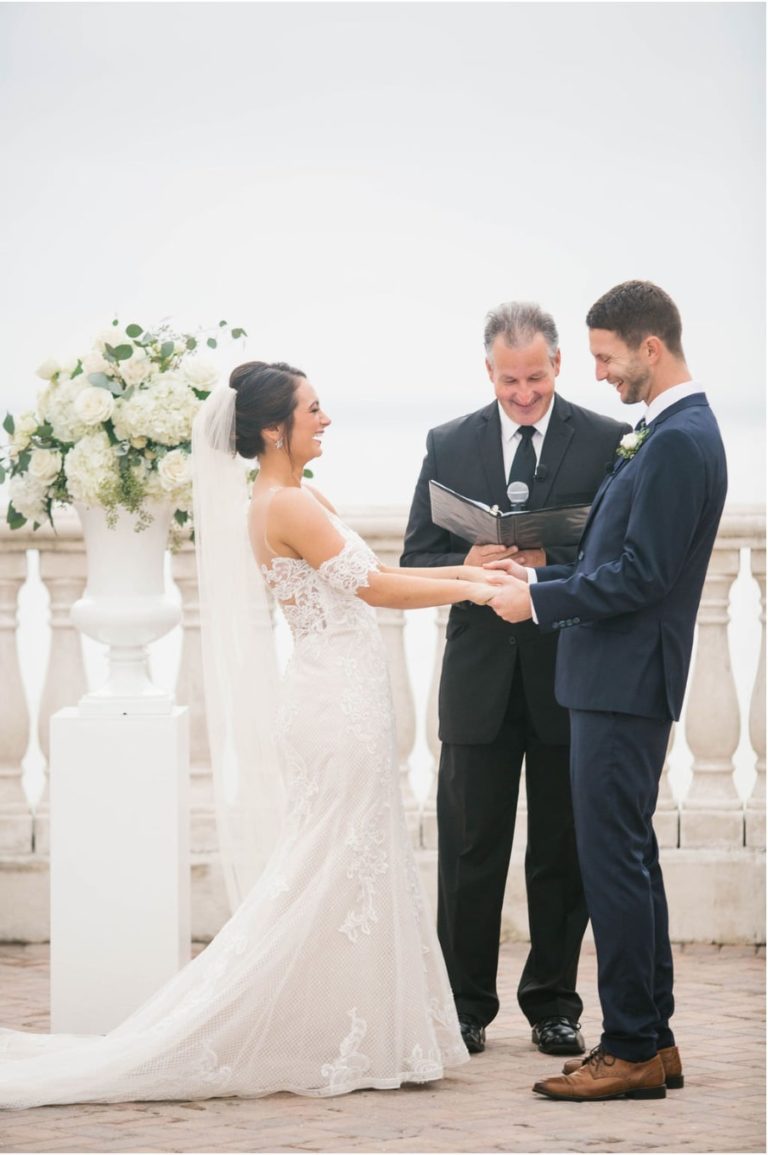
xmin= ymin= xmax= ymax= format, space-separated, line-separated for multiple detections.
xmin=643 ymin=380 xmax=702 ymax=426
xmin=497 ymin=398 xmax=555 ymax=481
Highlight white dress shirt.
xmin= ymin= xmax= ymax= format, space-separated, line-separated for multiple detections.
xmin=497 ymin=398 xmax=555 ymax=481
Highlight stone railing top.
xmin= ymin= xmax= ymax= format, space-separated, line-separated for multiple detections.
xmin=1 ymin=502 xmax=764 ymax=552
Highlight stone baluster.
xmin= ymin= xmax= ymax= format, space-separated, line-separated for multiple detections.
xmin=171 ymin=545 xmax=228 ymax=938
xmin=681 ymin=546 xmax=743 ymax=847
xmin=34 ymin=546 xmax=88 ymax=854
xmin=746 ymin=544 xmax=766 ymax=848
xmin=421 ymin=605 xmax=449 ymax=850
xmin=0 ymin=543 xmax=33 ymax=854
xmin=654 ymin=724 xmax=679 ymax=848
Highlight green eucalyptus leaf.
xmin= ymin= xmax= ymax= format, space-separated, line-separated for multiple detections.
xmin=303 ymin=468 xmax=314 ymax=479
xmin=108 ymin=380 xmax=125 ymax=396
xmin=186 ymin=336 xmax=197 ymax=351
xmin=88 ymin=372 xmax=113 ymax=389
xmin=112 ymin=344 xmax=134 ymax=361
xmin=71 ymin=360 xmax=84 ymax=378
xmin=219 ymin=320 xmax=227 ymax=327
xmin=160 ymin=340 xmax=175 ymax=359
xmin=0 ymin=464 xmax=6 ymax=484
xmin=111 ymin=318 xmax=120 ymax=327
xmin=207 ymin=337 xmax=217 ymax=349
xmin=37 ymin=422 xmax=53 ymax=438
xmin=122 ymin=386 xmax=135 ymax=401
xmin=7 ymin=503 xmax=26 ymax=530
xmin=192 ymin=388 xmax=210 ymax=401
xmin=126 ymin=324 xmax=143 ymax=338
xmin=174 ymin=509 xmax=189 ymax=526
xmin=103 ymin=344 xmax=117 ymax=363
xmin=17 ymin=450 xmax=31 ymax=471
xmin=2 ymin=413 xmax=14 ymax=436
xmin=231 ymin=327 xmax=247 ymax=339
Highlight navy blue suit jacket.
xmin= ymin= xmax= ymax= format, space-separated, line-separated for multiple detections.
xmin=530 ymin=394 xmax=727 ymax=721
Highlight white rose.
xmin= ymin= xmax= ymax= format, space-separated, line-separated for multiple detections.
xmin=82 ymin=350 xmax=114 ymax=378
xmin=74 ymin=385 xmax=115 ymax=426
xmin=157 ymin=449 xmax=191 ymax=492
xmin=95 ymin=327 xmax=133 ymax=353
xmin=619 ymin=432 xmax=640 ymax=451
xmin=117 ymin=349 xmax=153 ymax=388
xmin=9 ymin=474 xmax=48 ymax=520
xmin=28 ymin=447 xmax=62 ymax=484
xmin=35 ymin=358 xmax=60 ymax=381
xmin=183 ymin=358 xmax=219 ymax=391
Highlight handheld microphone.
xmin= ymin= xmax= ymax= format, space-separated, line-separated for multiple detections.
xmin=534 ymin=465 xmax=548 ymax=482
xmin=506 ymin=481 xmax=529 ymax=510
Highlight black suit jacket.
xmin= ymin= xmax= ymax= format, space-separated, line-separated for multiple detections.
xmin=401 ymin=394 xmax=629 ymax=745
xmin=531 ymin=394 xmax=727 ymax=720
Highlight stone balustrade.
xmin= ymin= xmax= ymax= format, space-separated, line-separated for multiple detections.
xmin=0 ymin=505 xmax=764 ymax=944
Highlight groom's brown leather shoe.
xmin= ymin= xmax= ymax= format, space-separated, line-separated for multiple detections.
xmin=562 ymin=1043 xmax=684 ymax=1089
xmin=533 ymin=1048 xmax=666 ymax=1101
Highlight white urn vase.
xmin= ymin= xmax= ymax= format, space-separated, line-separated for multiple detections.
xmin=70 ymin=502 xmax=181 ymax=715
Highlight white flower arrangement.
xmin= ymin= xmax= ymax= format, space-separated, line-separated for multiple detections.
xmin=1 ymin=318 xmax=246 ymax=537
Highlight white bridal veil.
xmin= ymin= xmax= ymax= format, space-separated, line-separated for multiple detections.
xmin=191 ymin=385 xmax=286 ymax=910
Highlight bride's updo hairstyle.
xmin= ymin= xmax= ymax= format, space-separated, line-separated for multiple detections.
xmin=229 ymin=361 xmax=307 ymax=460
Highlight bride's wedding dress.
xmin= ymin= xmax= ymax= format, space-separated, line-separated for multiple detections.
xmin=0 ymin=512 xmax=468 ymax=1108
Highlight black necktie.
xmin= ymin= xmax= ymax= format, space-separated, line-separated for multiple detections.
xmin=507 ymin=426 xmax=537 ymax=502
xmin=635 ymin=417 xmax=647 ymax=432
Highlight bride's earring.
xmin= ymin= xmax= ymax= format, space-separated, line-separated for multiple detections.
xmin=275 ymin=437 xmax=284 ymax=450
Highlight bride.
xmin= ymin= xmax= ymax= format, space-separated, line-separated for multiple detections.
xmin=0 ymin=360 xmax=500 ymax=1108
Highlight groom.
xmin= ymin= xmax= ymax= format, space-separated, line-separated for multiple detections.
xmin=488 ymin=281 xmax=727 ymax=1101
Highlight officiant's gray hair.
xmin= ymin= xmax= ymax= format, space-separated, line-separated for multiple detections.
xmin=484 ymin=302 xmax=559 ymax=362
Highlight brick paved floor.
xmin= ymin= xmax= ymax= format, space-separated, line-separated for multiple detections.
xmin=0 ymin=941 xmax=763 ymax=1154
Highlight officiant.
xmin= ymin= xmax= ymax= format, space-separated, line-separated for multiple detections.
xmin=401 ymin=302 xmax=628 ymax=1057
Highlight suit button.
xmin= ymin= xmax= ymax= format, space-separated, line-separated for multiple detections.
xmin=508 ymin=637 xmax=517 ymax=646
xmin=573 ymin=617 xmax=581 ymax=624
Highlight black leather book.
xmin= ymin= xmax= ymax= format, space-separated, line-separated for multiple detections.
xmin=428 ymin=480 xmax=590 ymax=549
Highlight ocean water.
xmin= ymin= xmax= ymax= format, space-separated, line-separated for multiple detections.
xmin=14 ymin=405 xmax=764 ymax=808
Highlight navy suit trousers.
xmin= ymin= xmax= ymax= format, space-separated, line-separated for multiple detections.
xmin=569 ymin=709 xmax=676 ymax=1061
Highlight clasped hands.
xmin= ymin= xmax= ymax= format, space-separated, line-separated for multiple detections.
xmin=461 ymin=543 xmax=540 ymax=623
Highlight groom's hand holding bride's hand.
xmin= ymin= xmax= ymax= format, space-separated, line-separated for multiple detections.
xmin=479 ymin=559 xmax=534 ymax=622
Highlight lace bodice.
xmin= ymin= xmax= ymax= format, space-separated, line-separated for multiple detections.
xmin=260 ymin=512 xmax=380 ymax=641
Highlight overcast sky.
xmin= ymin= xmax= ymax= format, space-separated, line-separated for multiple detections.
xmin=1 ymin=2 xmax=764 ymax=494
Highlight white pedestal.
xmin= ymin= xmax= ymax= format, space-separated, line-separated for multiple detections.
xmin=50 ymin=706 xmax=190 ymax=1034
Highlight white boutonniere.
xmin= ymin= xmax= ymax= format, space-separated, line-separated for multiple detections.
xmin=616 ymin=427 xmax=650 ymax=460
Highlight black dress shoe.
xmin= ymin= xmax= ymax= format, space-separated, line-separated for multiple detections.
xmin=531 ymin=1016 xmax=585 ymax=1055
xmin=458 ymin=1015 xmax=486 ymax=1054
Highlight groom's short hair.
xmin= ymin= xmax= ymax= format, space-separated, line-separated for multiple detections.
xmin=587 ymin=281 xmax=684 ymax=357
xmin=484 ymin=302 xmax=559 ymax=361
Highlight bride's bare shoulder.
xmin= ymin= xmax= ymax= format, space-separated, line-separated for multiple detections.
xmin=302 ymin=483 xmax=338 ymax=515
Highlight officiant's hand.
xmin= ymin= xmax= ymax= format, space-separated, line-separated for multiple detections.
xmin=507 ymin=546 xmax=547 ymax=568
xmin=464 ymin=543 xmax=519 ymax=567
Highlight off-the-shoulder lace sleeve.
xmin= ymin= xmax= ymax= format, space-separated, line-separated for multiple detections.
xmin=318 ymin=540 xmax=380 ymax=593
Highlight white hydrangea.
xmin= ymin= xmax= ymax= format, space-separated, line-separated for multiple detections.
xmin=39 ymin=376 xmax=91 ymax=443
xmin=182 ymin=358 xmax=219 ymax=391
xmin=28 ymin=448 xmax=62 ymax=485
xmin=8 ymin=411 xmax=39 ymax=455
xmin=112 ymin=375 xmax=201 ymax=446
xmin=9 ymin=474 xmax=49 ymax=521
xmin=74 ymin=385 xmax=115 ymax=426
xmin=116 ymin=348 xmax=153 ymax=388
xmin=64 ymin=431 xmax=119 ymax=506
xmin=157 ymin=448 xmax=191 ymax=493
